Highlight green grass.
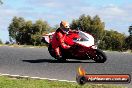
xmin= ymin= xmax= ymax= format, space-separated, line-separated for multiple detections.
xmin=0 ymin=76 xmax=125 ymax=88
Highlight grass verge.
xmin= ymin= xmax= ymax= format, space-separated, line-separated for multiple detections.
xmin=0 ymin=76 xmax=125 ymax=88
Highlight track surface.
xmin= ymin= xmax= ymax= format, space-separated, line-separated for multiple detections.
xmin=0 ymin=46 xmax=132 ymax=86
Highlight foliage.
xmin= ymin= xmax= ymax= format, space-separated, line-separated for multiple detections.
xmin=31 ymin=19 xmax=51 ymax=45
xmin=8 ymin=17 xmax=51 ymax=45
xmin=98 ymin=30 xmax=126 ymax=51
xmin=5 ymin=41 xmax=10 ymax=44
xmin=128 ymin=25 xmax=132 ymax=36
xmin=0 ymin=0 xmax=3 ymax=4
xmin=125 ymin=25 xmax=132 ymax=50
xmin=71 ymin=14 xmax=105 ymax=42
xmin=8 ymin=17 xmax=25 ymax=43
xmin=0 ymin=39 xmax=2 ymax=44
xmin=70 ymin=14 xmax=130 ymax=51
xmin=125 ymin=35 xmax=132 ymax=50
xmin=8 ymin=15 xmax=131 ymax=51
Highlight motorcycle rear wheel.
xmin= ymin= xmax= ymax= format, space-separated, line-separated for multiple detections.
xmin=48 ymin=44 xmax=66 ymax=62
xmin=48 ymin=44 xmax=56 ymax=58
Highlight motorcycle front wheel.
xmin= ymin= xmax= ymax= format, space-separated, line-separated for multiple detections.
xmin=94 ymin=49 xmax=107 ymax=63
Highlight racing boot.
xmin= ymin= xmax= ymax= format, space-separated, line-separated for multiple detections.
xmin=55 ymin=47 xmax=62 ymax=60
xmin=56 ymin=54 xmax=62 ymax=59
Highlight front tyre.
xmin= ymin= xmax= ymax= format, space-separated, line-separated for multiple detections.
xmin=94 ymin=49 xmax=107 ymax=63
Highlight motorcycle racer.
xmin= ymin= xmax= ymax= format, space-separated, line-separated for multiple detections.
xmin=51 ymin=21 xmax=71 ymax=59
xmin=48 ymin=22 xmax=107 ymax=63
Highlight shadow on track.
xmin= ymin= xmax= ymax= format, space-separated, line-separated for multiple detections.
xmin=22 ymin=59 xmax=97 ymax=63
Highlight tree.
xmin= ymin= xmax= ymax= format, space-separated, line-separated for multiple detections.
xmin=19 ymin=21 xmax=33 ymax=45
xmin=71 ymin=14 xmax=105 ymax=42
xmin=128 ymin=25 xmax=132 ymax=36
xmin=125 ymin=36 xmax=132 ymax=50
xmin=70 ymin=19 xmax=79 ymax=29
xmin=5 ymin=41 xmax=10 ymax=44
xmin=8 ymin=17 xmax=51 ymax=45
xmin=32 ymin=20 xmax=49 ymax=34
xmin=31 ymin=20 xmax=51 ymax=45
xmin=125 ymin=25 xmax=132 ymax=50
xmin=0 ymin=39 xmax=2 ymax=44
xmin=78 ymin=14 xmax=92 ymax=32
xmin=0 ymin=0 xmax=3 ymax=5
xmin=91 ymin=15 xmax=105 ymax=41
xmin=8 ymin=16 xmax=25 ymax=43
xmin=99 ymin=30 xmax=126 ymax=51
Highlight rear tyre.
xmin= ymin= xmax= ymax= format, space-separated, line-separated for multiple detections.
xmin=48 ymin=44 xmax=56 ymax=58
xmin=94 ymin=49 xmax=107 ymax=63
xmin=48 ymin=44 xmax=66 ymax=62
xmin=57 ymin=57 xmax=66 ymax=62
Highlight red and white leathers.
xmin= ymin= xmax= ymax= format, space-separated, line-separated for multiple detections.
xmin=51 ymin=28 xmax=71 ymax=57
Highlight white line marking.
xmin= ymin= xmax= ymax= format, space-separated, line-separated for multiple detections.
xmin=0 ymin=73 xmax=76 ymax=83
xmin=10 ymin=75 xmax=21 ymax=77
xmin=123 ymin=52 xmax=129 ymax=54
xmin=21 ymin=76 xmax=30 ymax=78
xmin=29 ymin=47 xmax=35 ymax=48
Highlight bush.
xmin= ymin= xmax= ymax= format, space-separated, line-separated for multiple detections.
xmin=5 ymin=41 xmax=10 ymax=44
xmin=0 ymin=39 xmax=3 ymax=44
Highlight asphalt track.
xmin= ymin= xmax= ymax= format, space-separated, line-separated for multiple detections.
xmin=0 ymin=46 xmax=132 ymax=87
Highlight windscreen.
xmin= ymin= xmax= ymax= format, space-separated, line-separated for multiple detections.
xmin=76 ymin=32 xmax=89 ymax=41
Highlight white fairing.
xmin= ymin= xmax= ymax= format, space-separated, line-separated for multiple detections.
xmin=75 ymin=31 xmax=95 ymax=48
xmin=43 ymin=36 xmax=50 ymax=43
xmin=43 ymin=31 xmax=96 ymax=48
xmin=42 ymin=32 xmax=55 ymax=43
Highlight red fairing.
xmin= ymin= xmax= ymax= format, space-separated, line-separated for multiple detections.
xmin=65 ymin=32 xmax=79 ymax=46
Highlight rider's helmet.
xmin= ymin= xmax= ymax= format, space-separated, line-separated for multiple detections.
xmin=60 ymin=21 xmax=70 ymax=33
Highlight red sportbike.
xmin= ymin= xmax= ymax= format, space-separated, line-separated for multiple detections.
xmin=47 ymin=30 xmax=107 ymax=63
